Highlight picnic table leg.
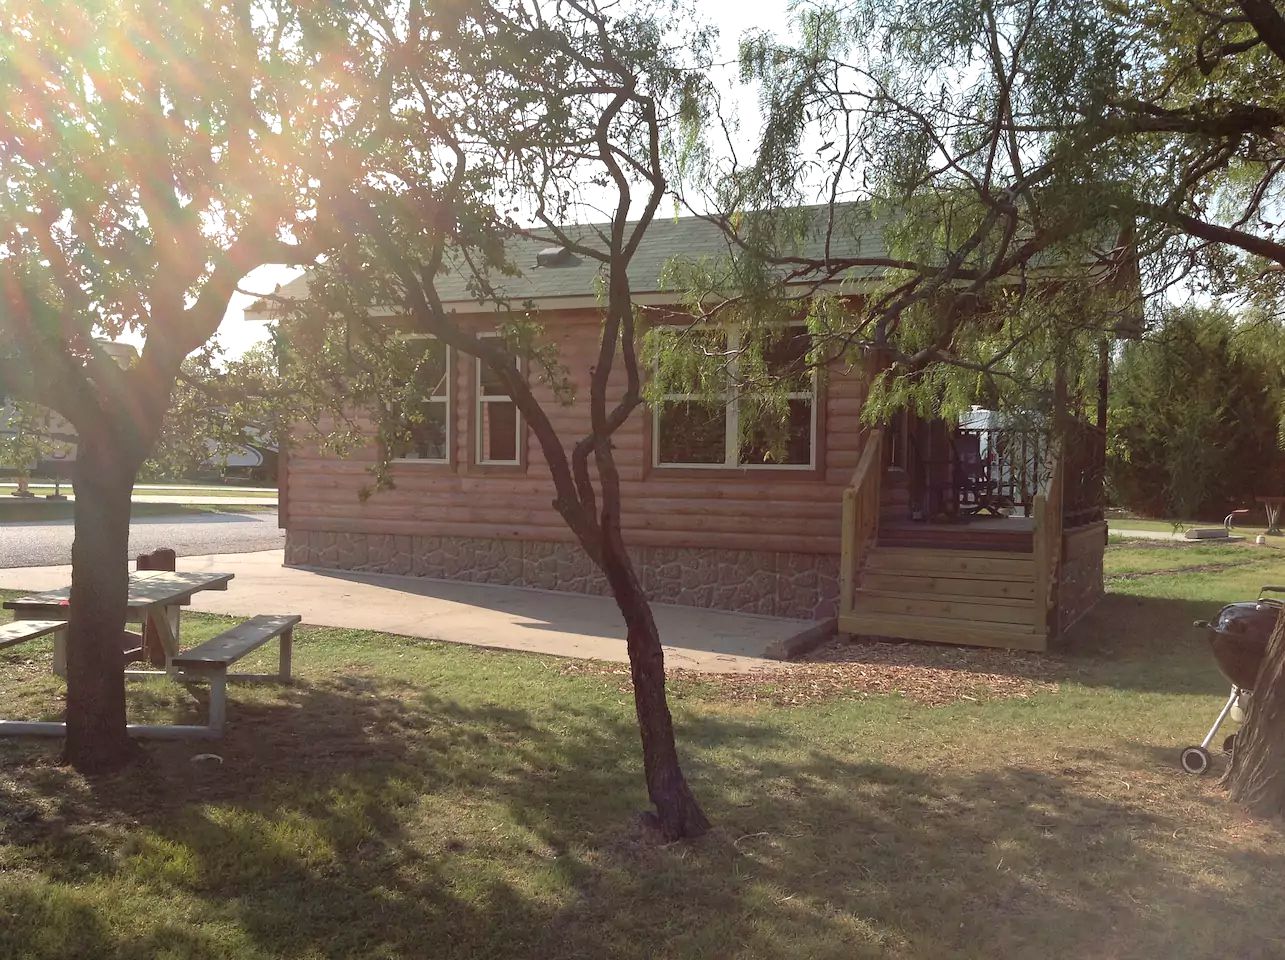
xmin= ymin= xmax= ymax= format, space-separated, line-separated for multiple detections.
xmin=279 ymin=627 xmax=293 ymax=682
xmin=137 ymin=548 xmax=178 ymax=665
xmin=1268 ymin=501 xmax=1283 ymax=536
xmin=208 ymin=671 xmax=228 ymax=734
xmin=52 ymin=626 xmax=67 ymax=679
xmin=147 ymin=606 xmax=181 ymax=669
xmin=143 ymin=621 xmax=165 ymax=667
xmin=142 ymin=605 xmax=181 ymax=667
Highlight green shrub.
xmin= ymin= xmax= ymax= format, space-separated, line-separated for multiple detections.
xmin=1108 ymin=305 xmax=1285 ymax=519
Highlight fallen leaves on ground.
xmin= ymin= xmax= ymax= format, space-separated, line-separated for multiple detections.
xmin=559 ymin=637 xmax=1062 ymax=707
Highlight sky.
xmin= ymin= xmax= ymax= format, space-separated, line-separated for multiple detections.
xmin=212 ymin=0 xmax=793 ymax=358
xmin=217 ymin=264 xmax=298 ymax=357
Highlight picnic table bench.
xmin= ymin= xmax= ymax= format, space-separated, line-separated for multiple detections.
xmin=170 ymin=614 xmax=300 ymax=735
xmin=0 ymin=620 xmax=68 ymax=653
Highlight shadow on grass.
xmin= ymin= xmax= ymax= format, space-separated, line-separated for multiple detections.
xmin=2 ymin=667 xmax=1280 ymax=960
xmin=807 ymin=592 xmax=1231 ymax=701
xmin=1057 ymin=593 xmax=1230 ymax=696
xmin=296 ymin=566 xmax=796 ymax=660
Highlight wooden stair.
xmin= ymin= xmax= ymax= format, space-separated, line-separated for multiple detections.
xmin=837 ymin=545 xmax=1048 ymax=651
xmin=876 ymin=523 xmax=1034 ymax=552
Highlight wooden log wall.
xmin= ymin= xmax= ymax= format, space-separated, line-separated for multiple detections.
xmin=285 ymin=309 xmax=868 ymax=557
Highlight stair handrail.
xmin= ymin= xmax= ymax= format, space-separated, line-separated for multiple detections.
xmin=840 ymin=427 xmax=885 ymax=616
xmin=1032 ymin=444 xmax=1064 ymax=635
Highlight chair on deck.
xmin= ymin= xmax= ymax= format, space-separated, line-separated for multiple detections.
xmin=952 ymin=432 xmax=1010 ymax=517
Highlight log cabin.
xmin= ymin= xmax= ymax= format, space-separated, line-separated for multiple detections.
xmin=255 ymin=208 xmax=1120 ymax=651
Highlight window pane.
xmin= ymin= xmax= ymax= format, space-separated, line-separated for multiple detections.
xmin=657 ymin=400 xmax=727 ymax=465
xmin=741 ymin=399 xmax=812 ymax=466
xmin=408 ymin=339 xmax=449 ymax=398
xmin=652 ymin=327 xmax=729 ymax=396
xmin=481 ymin=400 xmax=518 ymax=462
xmin=392 ymin=401 xmax=448 ymax=460
xmin=761 ymin=326 xmax=811 ymax=392
xmin=480 ymin=351 xmax=517 ymax=397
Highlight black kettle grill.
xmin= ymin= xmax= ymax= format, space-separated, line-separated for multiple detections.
xmin=1182 ymin=585 xmax=1281 ymax=774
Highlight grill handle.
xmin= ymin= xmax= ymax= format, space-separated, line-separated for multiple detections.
xmin=1260 ymin=585 xmax=1285 ymax=600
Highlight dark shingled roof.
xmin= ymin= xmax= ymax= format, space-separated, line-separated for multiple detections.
xmin=431 ymin=203 xmax=893 ymax=303
xmin=261 ymin=203 xmax=894 ymax=312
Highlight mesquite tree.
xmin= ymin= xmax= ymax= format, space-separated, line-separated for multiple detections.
xmin=1056 ymin=0 xmax=1285 ymax=816
xmin=0 ymin=0 xmax=372 ymax=772
xmin=279 ymin=0 xmax=713 ymax=838
xmin=662 ymin=0 xmax=1138 ymax=433
xmin=714 ymin=0 xmax=1285 ymax=813
xmin=1124 ymin=2 xmax=1285 ymax=812
xmin=667 ymin=0 xmax=1285 ymax=426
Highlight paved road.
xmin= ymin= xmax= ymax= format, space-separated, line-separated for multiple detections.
xmin=1 ymin=482 xmax=277 ymax=494
xmin=21 ymin=496 xmax=280 ymax=506
xmin=0 ymin=511 xmax=285 ymax=569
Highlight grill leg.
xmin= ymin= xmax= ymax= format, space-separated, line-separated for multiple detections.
xmin=1200 ymin=687 xmax=1240 ymax=750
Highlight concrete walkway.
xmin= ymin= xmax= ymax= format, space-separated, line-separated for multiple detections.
xmin=0 ymin=550 xmax=802 ymax=673
xmin=1108 ymin=528 xmax=1190 ymax=541
xmin=1108 ymin=526 xmax=1256 ymax=542
xmin=129 ymin=496 xmax=277 ymax=506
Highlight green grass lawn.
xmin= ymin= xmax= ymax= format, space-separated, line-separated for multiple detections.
xmin=2 ymin=542 xmax=1285 ymax=959
xmin=0 ymin=502 xmax=277 ymax=524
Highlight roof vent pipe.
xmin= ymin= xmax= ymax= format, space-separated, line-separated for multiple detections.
xmin=535 ymin=246 xmax=575 ymax=268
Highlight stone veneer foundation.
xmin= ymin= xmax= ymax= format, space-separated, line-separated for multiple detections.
xmin=285 ymin=530 xmax=839 ymax=621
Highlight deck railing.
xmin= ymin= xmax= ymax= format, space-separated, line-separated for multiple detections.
xmin=1032 ymin=447 xmax=1064 ymax=635
xmin=1059 ymin=418 xmax=1107 ymax=526
xmin=839 ymin=427 xmax=884 ymax=616
xmin=955 ymin=426 xmax=1048 ymax=514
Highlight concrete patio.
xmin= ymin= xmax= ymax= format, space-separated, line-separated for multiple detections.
xmin=0 ymin=549 xmax=805 ymax=673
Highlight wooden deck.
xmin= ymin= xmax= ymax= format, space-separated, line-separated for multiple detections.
xmin=838 ymin=545 xmax=1046 ymax=651
xmin=839 ymin=432 xmax=1062 ymax=651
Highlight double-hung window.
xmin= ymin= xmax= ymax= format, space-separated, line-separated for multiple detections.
xmin=388 ymin=336 xmax=451 ymax=463
xmin=653 ymin=324 xmax=817 ymax=470
xmin=476 ymin=337 xmax=522 ymax=465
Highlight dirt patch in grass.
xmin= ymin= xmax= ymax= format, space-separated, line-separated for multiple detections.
xmin=1107 ymin=558 xmax=1270 ymax=582
xmin=797 ymin=636 xmax=1062 ymax=700
xmin=561 ymin=637 xmax=1061 ymax=707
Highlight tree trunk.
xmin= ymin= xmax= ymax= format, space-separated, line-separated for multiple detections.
xmin=1229 ymin=609 xmax=1285 ymax=817
xmin=597 ymin=532 xmax=711 ymax=840
xmin=63 ymin=436 xmax=142 ymax=774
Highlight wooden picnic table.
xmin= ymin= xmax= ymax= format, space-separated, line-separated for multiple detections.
xmin=1257 ymin=496 xmax=1285 ymax=536
xmin=4 ymin=570 xmax=233 ymax=675
xmin=0 ymin=569 xmax=304 ymax=741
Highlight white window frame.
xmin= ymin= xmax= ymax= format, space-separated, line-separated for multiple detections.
xmin=390 ymin=334 xmax=451 ymax=465
xmin=475 ymin=333 xmax=523 ymax=466
xmin=652 ymin=324 xmax=818 ymax=471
